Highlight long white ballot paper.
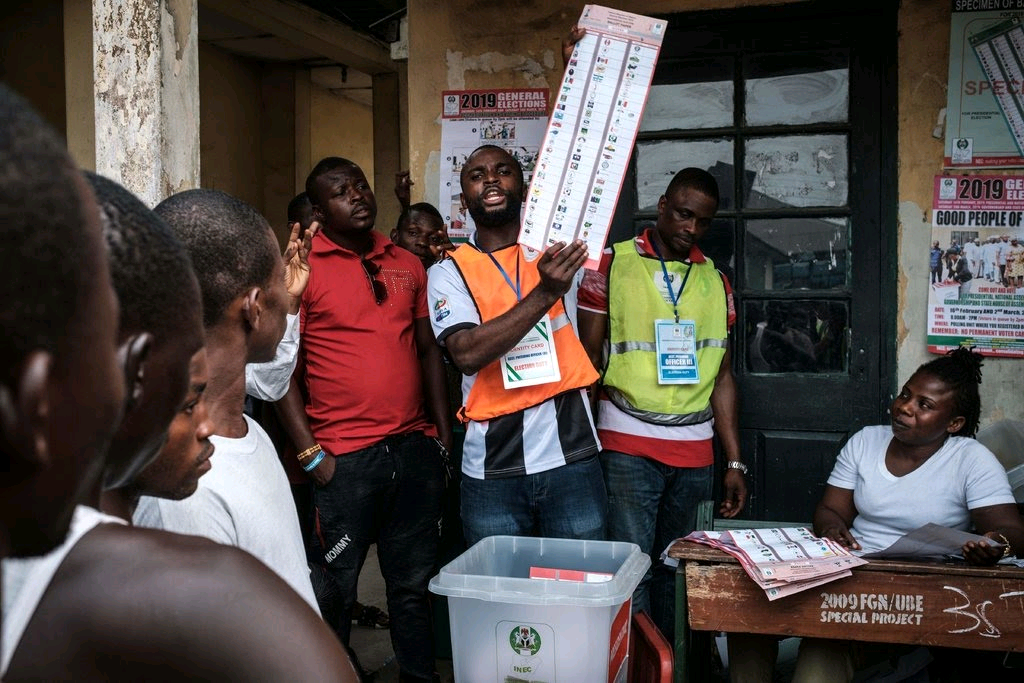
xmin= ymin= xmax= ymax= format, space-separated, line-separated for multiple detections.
xmin=519 ymin=5 xmax=666 ymax=270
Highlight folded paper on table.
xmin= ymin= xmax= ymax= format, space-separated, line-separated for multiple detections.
xmin=681 ymin=527 xmax=868 ymax=601
xmin=860 ymin=523 xmax=1005 ymax=560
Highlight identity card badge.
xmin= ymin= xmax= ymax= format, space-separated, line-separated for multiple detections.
xmin=655 ymin=319 xmax=698 ymax=384
xmin=502 ymin=315 xmax=561 ymax=390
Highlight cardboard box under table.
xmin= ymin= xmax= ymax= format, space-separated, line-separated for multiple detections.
xmin=429 ymin=535 xmax=649 ymax=683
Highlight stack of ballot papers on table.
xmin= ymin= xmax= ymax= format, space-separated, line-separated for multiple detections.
xmin=682 ymin=527 xmax=868 ymax=601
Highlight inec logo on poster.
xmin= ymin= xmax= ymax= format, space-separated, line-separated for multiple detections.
xmin=509 ymin=625 xmax=542 ymax=656
xmin=951 ymin=137 xmax=973 ymax=165
xmin=939 ymin=176 xmax=957 ymax=201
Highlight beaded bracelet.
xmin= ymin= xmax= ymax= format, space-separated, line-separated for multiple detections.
xmin=302 ymin=449 xmax=325 ymax=472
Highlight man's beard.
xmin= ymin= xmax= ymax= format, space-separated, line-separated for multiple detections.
xmin=467 ymin=193 xmax=523 ymax=228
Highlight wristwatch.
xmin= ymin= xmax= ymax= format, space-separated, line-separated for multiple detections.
xmin=726 ymin=460 xmax=749 ymax=475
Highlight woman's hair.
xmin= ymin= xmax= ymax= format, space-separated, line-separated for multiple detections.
xmin=916 ymin=347 xmax=984 ymax=438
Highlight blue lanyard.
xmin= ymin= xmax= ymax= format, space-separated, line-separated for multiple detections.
xmin=650 ymin=237 xmax=692 ymax=323
xmin=487 ymin=251 xmax=521 ymax=301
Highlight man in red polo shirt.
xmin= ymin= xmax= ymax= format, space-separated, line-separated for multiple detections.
xmin=276 ymin=157 xmax=451 ymax=683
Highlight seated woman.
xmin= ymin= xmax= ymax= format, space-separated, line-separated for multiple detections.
xmin=729 ymin=347 xmax=1024 ymax=683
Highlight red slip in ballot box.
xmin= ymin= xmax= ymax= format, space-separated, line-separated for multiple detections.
xmin=530 ymin=566 xmax=614 ymax=583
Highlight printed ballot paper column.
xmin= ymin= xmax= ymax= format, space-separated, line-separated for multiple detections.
xmin=519 ymin=5 xmax=666 ymax=269
xmin=429 ymin=536 xmax=649 ymax=683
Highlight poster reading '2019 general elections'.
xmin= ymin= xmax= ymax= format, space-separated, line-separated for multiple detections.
xmin=928 ymin=174 xmax=1024 ymax=357
xmin=439 ymin=89 xmax=549 ymax=243
xmin=518 ymin=5 xmax=666 ymax=269
xmin=945 ymin=0 xmax=1024 ymax=168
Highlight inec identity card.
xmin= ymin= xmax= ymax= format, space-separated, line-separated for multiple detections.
xmin=502 ymin=315 xmax=561 ymax=389
xmin=655 ymin=319 xmax=699 ymax=384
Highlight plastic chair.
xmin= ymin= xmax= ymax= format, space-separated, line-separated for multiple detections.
xmin=630 ymin=610 xmax=673 ymax=683
xmin=977 ymin=420 xmax=1024 ymax=504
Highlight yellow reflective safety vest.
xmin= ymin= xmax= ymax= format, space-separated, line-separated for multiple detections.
xmin=603 ymin=240 xmax=727 ymax=425
xmin=449 ymin=243 xmax=599 ymax=422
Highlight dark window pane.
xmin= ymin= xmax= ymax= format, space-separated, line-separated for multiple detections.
xmin=745 ymin=300 xmax=848 ymax=374
xmin=745 ymin=217 xmax=848 ymax=290
xmin=744 ymin=134 xmax=848 ymax=208
xmin=644 ymin=57 xmax=735 ymax=131
xmin=636 ymin=139 xmax=735 ymax=210
xmin=744 ymin=50 xmax=849 ymax=126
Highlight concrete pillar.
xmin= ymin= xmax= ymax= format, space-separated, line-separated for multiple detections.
xmin=372 ymin=71 xmax=401 ymax=236
xmin=93 ymin=0 xmax=199 ymax=206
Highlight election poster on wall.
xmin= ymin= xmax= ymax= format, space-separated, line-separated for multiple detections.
xmin=945 ymin=1 xmax=1024 ymax=168
xmin=928 ymin=174 xmax=1024 ymax=357
xmin=439 ymin=89 xmax=549 ymax=242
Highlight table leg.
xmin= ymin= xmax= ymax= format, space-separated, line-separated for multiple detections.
xmin=675 ymin=563 xmax=688 ymax=683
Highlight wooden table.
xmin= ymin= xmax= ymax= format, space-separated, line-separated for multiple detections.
xmin=668 ymin=540 xmax=1024 ymax=683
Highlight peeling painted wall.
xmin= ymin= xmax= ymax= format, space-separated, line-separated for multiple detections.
xmin=93 ymin=0 xmax=199 ymax=206
xmin=310 ymin=85 xmax=374 ymax=196
xmin=899 ymin=0 xmax=1022 ymax=426
xmin=406 ymin=0 xmax=779 ymax=208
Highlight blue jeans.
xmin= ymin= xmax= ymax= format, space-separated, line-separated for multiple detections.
xmin=460 ymin=454 xmax=607 ymax=547
xmin=601 ymin=450 xmax=711 ymax=643
xmin=310 ymin=431 xmax=445 ymax=680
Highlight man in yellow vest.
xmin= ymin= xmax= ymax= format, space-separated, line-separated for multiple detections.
xmin=578 ymin=167 xmax=748 ymax=642
xmin=427 ymin=145 xmax=606 ymax=546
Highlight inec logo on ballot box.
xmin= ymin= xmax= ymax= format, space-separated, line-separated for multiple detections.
xmin=509 ymin=625 xmax=542 ymax=656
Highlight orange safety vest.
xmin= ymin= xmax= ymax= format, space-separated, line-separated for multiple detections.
xmin=448 ymin=243 xmax=599 ymax=422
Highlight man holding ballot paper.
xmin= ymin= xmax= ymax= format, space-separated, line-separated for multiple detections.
xmin=427 ymin=145 xmax=606 ymax=548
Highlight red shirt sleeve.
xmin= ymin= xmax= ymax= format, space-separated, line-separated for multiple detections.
xmin=577 ymin=249 xmax=615 ymax=314
xmin=719 ymin=270 xmax=736 ymax=330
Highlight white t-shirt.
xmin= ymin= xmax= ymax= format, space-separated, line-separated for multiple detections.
xmin=827 ymin=425 xmax=1015 ymax=553
xmin=134 ymin=415 xmax=319 ymax=613
xmin=2 ymin=506 xmax=126 ymax=675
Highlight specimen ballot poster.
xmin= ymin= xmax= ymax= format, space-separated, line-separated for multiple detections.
xmin=518 ymin=5 xmax=666 ymax=269
xmin=945 ymin=0 xmax=1024 ymax=168
xmin=928 ymin=174 xmax=1024 ymax=357
xmin=439 ymin=89 xmax=549 ymax=242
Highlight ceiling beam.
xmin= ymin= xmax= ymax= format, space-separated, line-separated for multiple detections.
xmin=200 ymin=0 xmax=395 ymax=74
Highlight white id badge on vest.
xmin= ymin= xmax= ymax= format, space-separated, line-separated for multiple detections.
xmin=655 ymin=319 xmax=699 ymax=384
xmin=501 ymin=314 xmax=561 ymax=390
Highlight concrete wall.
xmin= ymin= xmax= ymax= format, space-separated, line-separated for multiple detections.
xmin=404 ymin=0 xmax=1022 ymax=427
xmin=308 ymin=84 xmax=374 ymax=196
xmin=896 ymin=1 xmax=1020 ymax=426
xmin=197 ymin=46 xmax=376 ymax=243
xmin=199 ymin=42 xmax=262 ymax=209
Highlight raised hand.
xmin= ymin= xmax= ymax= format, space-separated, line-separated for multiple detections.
xmin=284 ymin=220 xmax=319 ymax=300
xmin=394 ymin=171 xmax=413 ymax=210
xmin=562 ymin=25 xmax=586 ymax=68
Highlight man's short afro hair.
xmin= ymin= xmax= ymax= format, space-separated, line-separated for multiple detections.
xmin=0 ymin=83 xmax=95 ymax=372
xmin=86 ymin=172 xmax=201 ymax=343
xmin=154 ymin=189 xmax=278 ymax=329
